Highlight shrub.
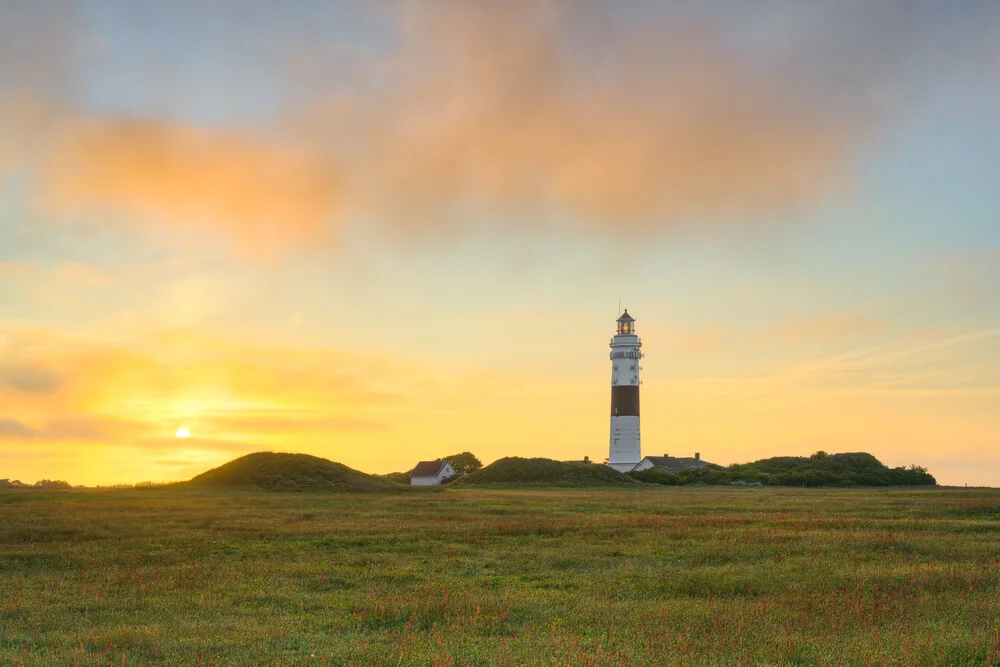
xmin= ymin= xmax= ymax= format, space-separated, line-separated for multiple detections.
xmin=458 ymin=457 xmax=640 ymax=487
xmin=33 ymin=479 xmax=71 ymax=489
xmin=628 ymin=467 xmax=684 ymax=485
xmin=442 ymin=452 xmax=483 ymax=475
xmin=630 ymin=452 xmax=936 ymax=488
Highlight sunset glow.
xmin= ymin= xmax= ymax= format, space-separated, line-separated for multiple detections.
xmin=1 ymin=2 xmax=998 ymax=486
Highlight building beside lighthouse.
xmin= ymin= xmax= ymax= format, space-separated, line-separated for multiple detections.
xmin=608 ymin=310 xmax=642 ymax=472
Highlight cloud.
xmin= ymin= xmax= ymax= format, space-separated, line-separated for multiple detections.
xmin=790 ymin=326 xmax=1000 ymax=394
xmin=0 ymin=419 xmax=33 ymax=438
xmin=0 ymin=2 xmax=85 ymax=177
xmin=36 ymin=118 xmax=346 ymax=255
xmin=0 ymin=2 xmax=82 ymax=101
xmin=204 ymin=414 xmax=388 ymax=434
xmin=135 ymin=435 xmax=266 ymax=454
xmin=652 ymin=325 xmax=729 ymax=356
xmin=0 ymin=415 xmax=146 ymax=442
xmin=0 ymin=363 xmax=61 ymax=394
xmin=0 ymin=327 xmax=410 ymax=442
xmin=926 ymin=250 xmax=1000 ymax=301
xmin=6 ymin=1 xmax=997 ymax=252
xmin=296 ymin=1 xmax=859 ymax=236
xmin=766 ymin=314 xmax=886 ymax=343
xmin=0 ymin=262 xmax=110 ymax=306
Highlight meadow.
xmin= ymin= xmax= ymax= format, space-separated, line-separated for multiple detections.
xmin=2 ymin=486 xmax=999 ymax=665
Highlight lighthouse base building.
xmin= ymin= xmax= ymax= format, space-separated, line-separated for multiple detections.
xmin=608 ymin=310 xmax=643 ymax=472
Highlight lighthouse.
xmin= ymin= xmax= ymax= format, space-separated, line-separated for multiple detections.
xmin=608 ymin=310 xmax=642 ymax=472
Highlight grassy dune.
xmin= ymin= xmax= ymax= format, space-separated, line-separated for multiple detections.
xmin=457 ymin=457 xmax=640 ymax=487
xmin=2 ymin=486 xmax=999 ymax=664
xmin=189 ymin=452 xmax=404 ymax=492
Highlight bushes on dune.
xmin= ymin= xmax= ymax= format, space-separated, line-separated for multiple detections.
xmin=629 ymin=451 xmax=936 ymax=487
xmin=443 ymin=452 xmax=483 ymax=475
xmin=458 ymin=457 xmax=640 ymax=487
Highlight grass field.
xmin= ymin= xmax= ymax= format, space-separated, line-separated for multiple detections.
xmin=2 ymin=486 xmax=1000 ymax=665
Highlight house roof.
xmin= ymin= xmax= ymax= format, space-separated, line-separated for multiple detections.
xmin=410 ymin=460 xmax=450 ymax=477
xmin=641 ymin=456 xmax=713 ymax=470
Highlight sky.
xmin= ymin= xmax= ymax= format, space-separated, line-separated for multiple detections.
xmin=1 ymin=0 xmax=998 ymax=486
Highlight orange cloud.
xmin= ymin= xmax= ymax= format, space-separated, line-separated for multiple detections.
xmin=5 ymin=2 xmax=868 ymax=253
xmin=36 ymin=118 xmax=345 ymax=255
xmin=0 ymin=415 xmax=148 ymax=442
xmin=0 ymin=327 xmax=406 ymax=415
xmin=0 ymin=261 xmax=109 ymax=306
xmin=203 ymin=414 xmax=387 ymax=434
xmin=766 ymin=314 xmax=886 ymax=343
xmin=359 ymin=2 xmax=853 ymax=234
xmin=6 ymin=3 xmax=1000 ymax=254
xmin=650 ymin=325 xmax=730 ymax=356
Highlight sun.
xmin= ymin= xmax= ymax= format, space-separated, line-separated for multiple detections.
xmin=175 ymin=427 xmax=191 ymax=438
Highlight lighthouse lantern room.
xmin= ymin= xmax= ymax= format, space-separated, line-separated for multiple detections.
xmin=608 ymin=310 xmax=642 ymax=472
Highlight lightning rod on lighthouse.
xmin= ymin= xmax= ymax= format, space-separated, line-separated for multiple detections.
xmin=608 ymin=309 xmax=642 ymax=472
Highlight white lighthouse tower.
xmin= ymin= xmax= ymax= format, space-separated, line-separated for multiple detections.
xmin=608 ymin=310 xmax=642 ymax=472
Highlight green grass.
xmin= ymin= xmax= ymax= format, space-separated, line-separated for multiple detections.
xmin=2 ymin=486 xmax=1000 ymax=664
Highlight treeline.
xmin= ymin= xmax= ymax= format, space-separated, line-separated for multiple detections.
xmin=0 ymin=479 xmax=72 ymax=489
xmin=629 ymin=452 xmax=936 ymax=487
xmin=1 ymin=479 xmax=170 ymax=490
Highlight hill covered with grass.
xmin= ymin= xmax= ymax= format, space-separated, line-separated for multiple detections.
xmin=456 ymin=457 xmax=640 ymax=487
xmin=630 ymin=451 xmax=936 ymax=487
xmin=189 ymin=452 xmax=404 ymax=492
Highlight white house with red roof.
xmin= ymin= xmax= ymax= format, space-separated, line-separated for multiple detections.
xmin=409 ymin=460 xmax=457 ymax=486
